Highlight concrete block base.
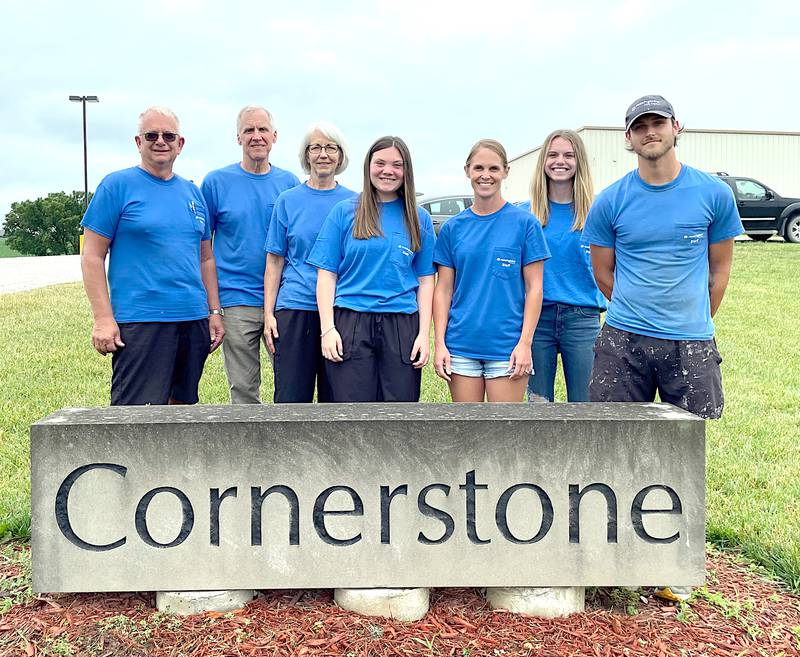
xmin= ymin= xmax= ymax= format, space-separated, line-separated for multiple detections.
xmin=335 ymin=587 xmax=429 ymax=622
xmin=156 ymin=589 xmax=255 ymax=616
xmin=486 ymin=586 xmax=585 ymax=618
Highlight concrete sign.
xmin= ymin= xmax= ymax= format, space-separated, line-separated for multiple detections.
xmin=31 ymin=403 xmax=705 ymax=592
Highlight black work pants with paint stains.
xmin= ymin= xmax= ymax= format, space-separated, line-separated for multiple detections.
xmin=589 ymin=325 xmax=724 ymax=419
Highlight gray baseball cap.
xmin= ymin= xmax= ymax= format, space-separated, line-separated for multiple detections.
xmin=625 ymin=95 xmax=676 ymax=131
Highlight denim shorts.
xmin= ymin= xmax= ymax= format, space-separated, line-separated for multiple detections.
xmin=449 ymin=354 xmax=513 ymax=379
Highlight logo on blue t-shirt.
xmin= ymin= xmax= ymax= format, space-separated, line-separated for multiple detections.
xmin=678 ymin=229 xmax=704 ymax=245
xmin=190 ymin=200 xmax=206 ymax=232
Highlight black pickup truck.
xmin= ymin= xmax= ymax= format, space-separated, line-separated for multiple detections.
xmin=714 ymin=173 xmax=800 ymax=243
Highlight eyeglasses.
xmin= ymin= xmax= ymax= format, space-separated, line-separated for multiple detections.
xmin=141 ymin=131 xmax=179 ymax=143
xmin=307 ymin=144 xmax=340 ymax=155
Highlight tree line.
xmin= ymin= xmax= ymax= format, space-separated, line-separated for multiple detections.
xmin=3 ymin=191 xmax=91 ymax=256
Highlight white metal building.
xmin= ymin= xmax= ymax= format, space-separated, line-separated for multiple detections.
xmin=504 ymin=127 xmax=800 ymax=202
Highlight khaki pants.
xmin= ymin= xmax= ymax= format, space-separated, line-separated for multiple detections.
xmin=221 ymin=306 xmax=269 ymax=404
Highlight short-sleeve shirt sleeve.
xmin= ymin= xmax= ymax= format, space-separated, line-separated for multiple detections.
xmin=265 ymin=195 xmax=289 ymax=255
xmin=200 ymin=178 xmax=219 ymax=233
xmin=433 ymin=222 xmax=454 ymax=269
xmin=80 ymin=178 xmax=120 ymax=240
xmin=306 ymin=205 xmax=345 ymax=273
xmin=582 ymin=194 xmax=615 ymax=248
xmin=709 ymin=182 xmax=744 ymax=244
xmin=413 ymin=208 xmax=437 ymax=276
xmin=198 ymin=192 xmax=212 ymax=241
xmin=522 ymin=216 xmax=551 ymax=264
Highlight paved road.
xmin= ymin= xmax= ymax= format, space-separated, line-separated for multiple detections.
xmin=0 ymin=255 xmax=82 ymax=294
xmin=0 ymin=236 xmax=782 ymax=296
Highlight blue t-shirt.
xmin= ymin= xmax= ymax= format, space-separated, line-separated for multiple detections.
xmin=582 ymin=165 xmax=743 ymax=340
xmin=80 ymin=166 xmax=211 ymax=323
xmin=307 ymin=197 xmax=437 ymax=314
xmin=265 ymin=183 xmax=357 ymax=311
xmin=519 ymin=200 xmax=607 ymax=311
xmin=201 ymin=163 xmax=300 ymax=307
xmin=434 ymin=202 xmax=551 ymax=361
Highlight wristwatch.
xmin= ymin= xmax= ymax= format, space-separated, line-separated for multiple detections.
xmin=209 ymin=308 xmax=225 ymax=317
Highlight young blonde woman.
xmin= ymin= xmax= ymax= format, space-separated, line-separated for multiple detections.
xmin=521 ymin=130 xmax=606 ymax=402
xmin=307 ymin=136 xmax=436 ymax=402
xmin=433 ymin=139 xmax=550 ymax=402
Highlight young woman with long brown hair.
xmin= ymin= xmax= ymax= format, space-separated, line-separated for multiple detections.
xmin=307 ymin=136 xmax=436 ymax=402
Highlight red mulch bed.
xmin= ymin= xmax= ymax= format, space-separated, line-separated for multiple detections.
xmin=2 ymin=546 xmax=799 ymax=656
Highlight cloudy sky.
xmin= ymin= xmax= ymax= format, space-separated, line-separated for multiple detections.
xmin=2 ymin=0 xmax=799 ymax=223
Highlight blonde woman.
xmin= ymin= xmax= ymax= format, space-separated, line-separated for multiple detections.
xmin=521 ymin=130 xmax=606 ymax=402
xmin=433 ymin=139 xmax=550 ymax=402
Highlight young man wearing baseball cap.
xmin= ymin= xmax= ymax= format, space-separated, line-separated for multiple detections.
xmin=582 ymin=96 xmax=743 ymax=599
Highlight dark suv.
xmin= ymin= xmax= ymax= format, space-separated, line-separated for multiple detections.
xmin=714 ymin=173 xmax=800 ymax=243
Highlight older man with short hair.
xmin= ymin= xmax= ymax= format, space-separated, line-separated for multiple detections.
xmin=81 ymin=106 xmax=224 ymax=405
xmin=202 ymin=105 xmax=300 ymax=404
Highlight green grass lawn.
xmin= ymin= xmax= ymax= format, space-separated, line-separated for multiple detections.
xmin=0 ymin=237 xmax=23 ymax=257
xmin=1 ymin=242 xmax=798 ymax=590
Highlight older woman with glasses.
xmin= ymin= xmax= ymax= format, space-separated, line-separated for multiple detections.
xmin=264 ymin=121 xmax=355 ymax=402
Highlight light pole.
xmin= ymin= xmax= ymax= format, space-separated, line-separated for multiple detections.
xmin=68 ymin=95 xmax=99 ymax=211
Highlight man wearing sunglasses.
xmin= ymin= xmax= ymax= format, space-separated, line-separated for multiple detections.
xmin=80 ymin=106 xmax=225 ymax=406
xmin=201 ymin=106 xmax=300 ymax=404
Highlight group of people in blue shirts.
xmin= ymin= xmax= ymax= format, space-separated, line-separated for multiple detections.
xmin=82 ymin=96 xmax=743 ymax=432
xmin=257 ymin=127 xmax=603 ymax=407
xmin=81 ymin=96 xmax=743 ymax=606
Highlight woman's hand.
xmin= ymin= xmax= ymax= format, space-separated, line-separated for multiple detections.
xmin=321 ymin=328 xmax=343 ymax=362
xmin=433 ymin=343 xmax=452 ymax=381
xmin=508 ymin=341 xmax=533 ymax=380
xmin=410 ymin=332 xmax=430 ymax=369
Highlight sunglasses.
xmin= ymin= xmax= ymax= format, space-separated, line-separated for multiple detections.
xmin=141 ymin=131 xmax=179 ymax=143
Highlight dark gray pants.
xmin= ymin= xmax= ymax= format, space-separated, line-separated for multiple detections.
xmin=589 ymin=325 xmax=724 ymax=419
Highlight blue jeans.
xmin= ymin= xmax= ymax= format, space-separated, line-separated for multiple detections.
xmin=528 ymin=303 xmax=601 ymax=402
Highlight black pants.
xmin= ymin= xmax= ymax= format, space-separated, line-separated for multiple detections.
xmin=325 ymin=307 xmax=421 ymax=402
xmin=111 ymin=320 xmax=210 ymax=405
xmin=589 ymin=325 xmax=724 ymax=419
xmin=273 ymin=309 xmax=331 ymax=403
